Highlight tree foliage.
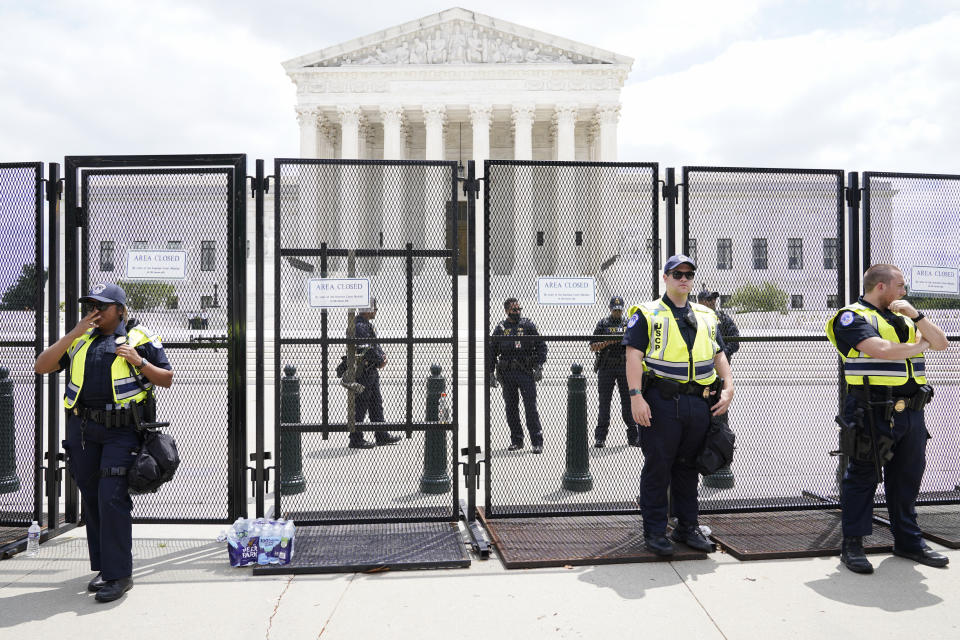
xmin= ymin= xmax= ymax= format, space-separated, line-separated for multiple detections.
xmin=116 ymin=280 xmax=176 ymax=311
xmin=0 ymin=263 xmax=47 ymax=310
xmin=728 ymin=281 xmax=788 ymax=313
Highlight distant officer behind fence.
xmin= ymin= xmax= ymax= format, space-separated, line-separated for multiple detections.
xmin=348 ymin=297 xmax=402 ymax=449
xmin=34 ymin=283 xmax=174 ymax=603
xmin=827 ymin=264 xmax=950 ymax=574
xmin=624 ymin=255 xmax=734 ymax=556
xmin=490 ymin=298 xmax=547 ymax=453
xmin=696 ymin=291 xmax=740 ymax=364
xmin=590 ymin=296 xmax=639 ymax=448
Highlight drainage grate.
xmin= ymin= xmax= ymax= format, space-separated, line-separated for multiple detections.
xmin=703 ymin=510 xmax=895 ymax=561
xmin=251 ymin=521 xmax=470 ymax=575
xmin=478 ymin=509 xmax=707 ymax=569
xmin=874 ymin=505 xmax=960 ymax=549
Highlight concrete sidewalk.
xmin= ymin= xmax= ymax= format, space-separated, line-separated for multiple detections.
xmin=1 ymin=524 xmax=958 ymax=639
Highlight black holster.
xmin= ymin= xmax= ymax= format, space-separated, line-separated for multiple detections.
xmin=835 ymin=409 xmax=894 ymax=466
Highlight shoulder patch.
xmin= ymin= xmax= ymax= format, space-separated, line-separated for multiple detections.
xmin=839 ymin=311 xmax=855 ymax=327
xmin=151 ymin=337 xmax=163 ymax=349
xmin=627 ymin=312 xmax=640 ymax=328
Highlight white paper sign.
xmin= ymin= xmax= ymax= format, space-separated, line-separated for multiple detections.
xmin=308 ymin=278 xmax=370 ymax=308
xmin=911 ymin=266 xmax=959 ymax=295
xmin=125 ymin=250 xmax=186 ymax=280
xmin=537 ymin=277 xmax=596 ymax=305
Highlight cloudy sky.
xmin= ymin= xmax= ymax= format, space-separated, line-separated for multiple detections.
xmin=1 ymin=0 xmax=958 ymax=173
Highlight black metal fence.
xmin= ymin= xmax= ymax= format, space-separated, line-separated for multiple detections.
xmin=271 ymin=159 xmax=461 ymax=525
xmin=65 ymin=155 xmax=247 ymax=523
xmin=863 ymin=172 xmax=960 ymax=505
xmin=0 ymin=163 xmax=45 ymax=532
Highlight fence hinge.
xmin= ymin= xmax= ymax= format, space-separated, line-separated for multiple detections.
xmin=249 ymin=175 xmax=271 ymax=197
xmin=661 ymin=182 xmax=681 ymax=203
xmin=845 ymin=186 xmax=862 ymax=210
xmin=460 ymin=177 xmax=482 ymax=197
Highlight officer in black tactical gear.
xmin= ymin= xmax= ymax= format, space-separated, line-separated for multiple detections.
xmin=349 ymin=297 xmax=402 ymax=449
xmin=590 ymin=296 xmax=638 ymax=448
xmin=490 ymin=298 xmax=547 ymax=453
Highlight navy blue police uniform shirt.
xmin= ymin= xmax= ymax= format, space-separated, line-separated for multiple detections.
xmin=622 ymin=296 xmax=725 ymax=361
xmin=58 ymin=321 xmax=172 ymax=408
xmin=832 ymin=297 xmax=917 ymax=395
xmin=490 ymin=317 xmax=547 ymax=373
xmin=354 ymin=316 xmax=386 ymax=367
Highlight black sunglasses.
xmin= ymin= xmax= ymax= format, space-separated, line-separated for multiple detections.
xmin=83 ymin=301 xmax=113 ymax=313
xmin=670 ymin=270 xmax=696 ymax=281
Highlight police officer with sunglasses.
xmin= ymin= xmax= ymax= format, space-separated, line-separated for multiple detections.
xmin=35 ymin=283 xmax=174 ymax=602
xmin=623 ymin=255 xmax=734 ymax=556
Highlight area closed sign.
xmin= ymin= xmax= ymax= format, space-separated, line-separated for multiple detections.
xmin=125 ymin=250 xmax=187 ymax=280
xmin=537 ymin=277 xmax=596 ymax=305
xmin=308 ymin=278 xmax=370 ymax=308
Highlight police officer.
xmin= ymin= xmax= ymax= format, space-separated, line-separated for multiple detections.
xmin=34 ymin=283 xmax=174 ymax=602
xmin=624 ymin=255 xmax=734 ymax=556
xmin=590 ymin=296 xmax=638 ymax=448
xmin=348 ymin=297 xmax=401 ymax=449
xmin=827 ymin=264 xmax=949 ymax=573
xmin=490 ymin=298 xmax=547 ymax=453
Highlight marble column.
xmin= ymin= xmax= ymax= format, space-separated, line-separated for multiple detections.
xmin=338 ymin=105 xmax=362 ymax=159
xmin=380 ymin=105 xmax=405 ymax=259
xmin=554 ymin=103 xmax=579 ymax=274
xmin=596 ymin=103 xmax=621 ymax=162
xmin=422 ymin=104 xmax=449 ymax=273
xmin=511 ymin=104 xmax=536 ymax=278
xmin=423 ymin=104 xmax=447 ymax=160
xmin=296 ymin=106 xmax=321 ymax=159
xmin=337 ymin=105 xmax=362 ymax=254
xmin=381 ymin=105 xmax=405 ymax=160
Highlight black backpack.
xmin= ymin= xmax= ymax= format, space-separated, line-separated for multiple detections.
xmin=127 ymin=425 xmax=180 ymax=494
xmin=696 ymin=414 xmax=736 ymax=475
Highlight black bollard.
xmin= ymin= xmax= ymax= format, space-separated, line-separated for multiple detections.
xmin=563 ymin=363 xmax=593 ymax=492
xmin=0 ymin=368 xmax=20 ymax=494
xmin=279 ymin=364 xmax=306 ymax=495
xmin=702 ymin=412 xmax=735 ymax=489
xmin=419 ymin=364 xmax=451 ymax=494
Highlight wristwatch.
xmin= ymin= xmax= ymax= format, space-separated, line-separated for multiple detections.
xmin=139 ymin=357 xmax=147 ymax=368
xmin=913 ymin=312 xmax=925 ymax=323
xmin=629 ymin=388 xmax=643 ymax=396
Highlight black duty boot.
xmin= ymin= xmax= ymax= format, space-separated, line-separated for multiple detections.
xmin=594 ymin=439 xmax=605 ymax=449
xmin=507 ymin=442 xmax=523 ymax=451
xmin=671 ymin=525 xmax=716 ymax=553
xmin=841 ymin=536 xmax=874 ymax=574
xmin=348 ymin=438 xmax=376 ymax=449
xmin=893 ymin=543 xmax=949 ymax=568
xmin=375 ymin=434 xmax=402 ymax=445
xmin=94 ymin=577 xmax=133 ymax=602
xmin=87 ymin=572 xmax=106 ymax=592
xmin=644 ymin=534 xmax=675 ymax=557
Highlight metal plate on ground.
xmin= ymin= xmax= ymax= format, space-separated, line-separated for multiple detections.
xmin=874 ymin=505 xmax=960 ymax=549
xmin=477 ymin=509 xmax=707 ymax=569
xmin=702 ymin=510 xmax=895 ymax=561
xmin=251 ymin=522 xmax=470 ymax=575
xmin=0 ymin=515 xmax=67 ymax=556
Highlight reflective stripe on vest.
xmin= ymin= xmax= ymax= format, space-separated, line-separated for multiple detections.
xmin=825 ymin=303 xmax=927 ymax=386
xmin=63 ymin=326 xmax=155 ymax=408
xmin=639 ymin=300 xmax=719 ymax=384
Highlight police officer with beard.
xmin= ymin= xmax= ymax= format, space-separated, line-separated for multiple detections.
xmin=348 ymin=297 xmax=402 ymax=449
xmin=590 ymin=296 xmax=639 ymax=448
xmin=490 ymin=298 xmax=547 ymax=453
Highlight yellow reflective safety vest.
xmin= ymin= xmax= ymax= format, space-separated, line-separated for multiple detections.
xmin=635 ymin=300 xmax=720 ymax=384
xmin=64 ymin=325 xmax=156 ymax=409
xmin=826 ymin=303 xmax=926 ymax=386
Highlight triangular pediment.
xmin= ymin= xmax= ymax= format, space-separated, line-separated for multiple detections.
xmin=283 ymin=7 xmax=632 ymax=70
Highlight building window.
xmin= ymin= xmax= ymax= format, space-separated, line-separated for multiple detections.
xmin=752 ymin=238 xmax=768 ymax=270
xmin=99 ymin=241 xmax=115 ymax=272
xmin=201 ymin=240 xmax=216 ymax=271
xmin=717 ymin=239 xmax=733 ymax=270
xmin=791 ymin=295 xmax=803 ymax=309
xmin=686 ymin=238 xmax=697 ymax=264
xmin=823 ymin=238 xmax=837 ymax=270
xmin=132 ymin=240 xmax=147 ymax=250
xmin=167 ymin=240 xmax=182 ymax=250
xmin=827 ymin=294 xmax=839 ymax=308
xmin=788 ymin=238 xmax=803 ymax=270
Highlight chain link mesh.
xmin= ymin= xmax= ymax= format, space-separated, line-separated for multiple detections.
xmin=484 ymin=162 xmax=658 ymax=516
xmin=0 ymin=164 xmax=43 ymax=527
xmin=865 ymin=173 xmax=960 ymax=504
xmin=274 ymin=160 xmax=459 ymax=523
xmin=684 ymin=167 xmax=845 ymax=511
xmin=82 ymin=167 xmax=235 ymax=521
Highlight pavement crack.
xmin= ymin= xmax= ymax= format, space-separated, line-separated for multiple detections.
xmin=671 ymin=562 xmax=728 ymax=640
xmin=318 ymin=572 xmax=358 ymax=638
xmin=266 ymin=576 xmax=294 ymax=639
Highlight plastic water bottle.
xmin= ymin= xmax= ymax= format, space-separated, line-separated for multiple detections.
xmin=26 ymin=521 xmax=41 ymax=557
xmin=439 ymin=392 xmax=450 ymax=423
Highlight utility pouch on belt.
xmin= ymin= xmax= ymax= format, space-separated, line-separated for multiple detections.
xmin=835 ymin=412 xmax=894 ymax=466
xmin=655 ymin=378 xmax=680 ymax=400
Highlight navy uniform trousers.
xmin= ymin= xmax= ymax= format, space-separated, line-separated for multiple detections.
xmin=595 ymin=366 xmax=638 ymax=442
xmin=841 ymin=394 xmax=927 ymax=551
xmin=501 ymin=369 xmax=543 ymax=447
xmin=639 ymin=387 xmax=710 ymax=536
xmin=64 ymin=415 xmax=140 ymax=580
xmin=351 ymin=368 xmax=389 ymax=444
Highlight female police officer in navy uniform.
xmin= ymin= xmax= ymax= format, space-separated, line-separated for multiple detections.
xmin=35 ymin=283 xmax=173 ymax=602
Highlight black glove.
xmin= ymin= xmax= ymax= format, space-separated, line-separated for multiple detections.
xmin=533 ymin=366 xmax=543 ymax=382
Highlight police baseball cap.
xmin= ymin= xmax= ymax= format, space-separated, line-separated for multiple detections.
xmin=609 ymin=296 xmax=625 ymax=310
xmin=79 ymin=283 xmax=126 ymax=306
xmin=697 ymin=290 xmax=719 ymax=301
xmin=663 ymin=254 xmax=697 ymax=273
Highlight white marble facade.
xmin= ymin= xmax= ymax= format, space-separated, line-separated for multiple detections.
xmin=283 ymin=8 xmax=632 ymax=165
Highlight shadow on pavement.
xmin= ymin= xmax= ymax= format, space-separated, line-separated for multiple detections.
xmin=804 ymin=557 xmax=944 ymax=611
xmin=576 ymin=557 xmax=721 ymax=599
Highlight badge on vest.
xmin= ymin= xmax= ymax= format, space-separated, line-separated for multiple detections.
xmin=839 ymin=311 xmax=855 ymax=326
xmin=115 ymin=336 xmax=127 ymax=345
xmin=894 ymin=398 xmax=907 ymax=413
